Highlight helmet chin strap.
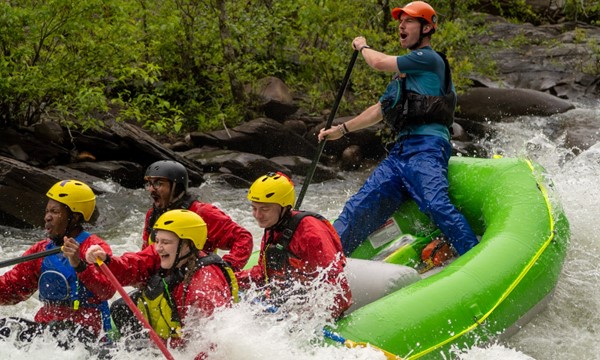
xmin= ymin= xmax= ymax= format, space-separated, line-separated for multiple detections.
xmin=167 ymin=182 xmax=185 ymax=209
xmin=170 ymin=239 xmax=194 ymax=270
xmin=269 ymin=205 xmax=292 ymax=230
xmin=51 ymin=211 xmax=80 ymax=246
xmin=408 ymin=22 xmax=432 ymax=50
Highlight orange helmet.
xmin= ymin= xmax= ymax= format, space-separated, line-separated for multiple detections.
xmin=392 ymin=1 xmax=438 ymax=30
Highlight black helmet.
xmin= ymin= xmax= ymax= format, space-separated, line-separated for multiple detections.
xmin=145 ymin=160 xmax=189 ymax=195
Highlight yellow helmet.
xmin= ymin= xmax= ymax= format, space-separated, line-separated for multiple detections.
xmin=247 ymin=172 xmax=295 ymax=208
xmin=46 ymin=180 xmax=96 ymax=221
xmin=153 ymin=209 xmax=208 ymax=251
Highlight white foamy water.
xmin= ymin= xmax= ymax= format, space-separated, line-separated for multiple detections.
xmin=1 ymin=105 xmax=599 ymax=359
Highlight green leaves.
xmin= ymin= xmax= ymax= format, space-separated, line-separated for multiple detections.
xmin=4 ymin=0 xmax=578 ymax=136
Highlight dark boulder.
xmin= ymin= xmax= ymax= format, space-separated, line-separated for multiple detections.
xmin=457 ymin=87 xmax=575 ymax=122
xmin=269 ymin=156 xmax=341 ymax=182
xmin=187 ymin=118 xmax=317 ymax=159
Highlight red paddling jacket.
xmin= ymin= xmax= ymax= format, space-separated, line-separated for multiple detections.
xmin=236 ymin=211 xmax=352 ymax=319
xmin=105 ymin=245 xmax=233 ymax=349
xmin=0 ymin=233 xmax=114 ymax=336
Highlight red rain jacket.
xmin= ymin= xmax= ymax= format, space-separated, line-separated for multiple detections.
xmin=236 ymin=211 xmax=352 ymax=319
xmin=141 ymin=200 xmax=253 ymax=271
xmin=107 ymin=245 xmax=232 ymax=350
xmin=0 ymin=234 xmax=115 ymax=336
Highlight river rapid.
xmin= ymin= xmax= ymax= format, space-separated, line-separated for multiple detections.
xmin=1 ymin=103 xmax=599 ymax=359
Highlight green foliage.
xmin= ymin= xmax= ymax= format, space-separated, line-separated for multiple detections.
xmin=563 ymin=0 xmax=600 ymax=24
xmin=1 ymin=0 xmax=147 ymax=127
xmin=2 ymin=0 xmax=593 ymax=136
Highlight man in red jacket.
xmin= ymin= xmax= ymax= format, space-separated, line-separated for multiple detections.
xmin=0 ymin=180 xmax=114 ymax=348
xmin=237 ymin=172 xmax=352 ymax=320
xmin=142 ymin=160 xmax=253 ymax=271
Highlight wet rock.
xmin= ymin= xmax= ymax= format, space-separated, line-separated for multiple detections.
xmin=283 ymin=119 xmax=308 ymax=136
xmin=203 ymin=173 xmax=252 ymax=189
xmin=457 ymin=88 xmax=575 ymax=122
xmin=184 ymin=149 xmax=290 ymax=182
xmin=66 ymin=161 xmax=144 ymax=189
xmin=562 ymin=109 xmax=600 ymax=154
xmin=340 ymin=145 xmax=364 ymax=171
xmin=33 ymin=121 xmax=65 ymax=143
xmin=269 ymin=155 xmax=341 ymax=182
xmin=254 ymin=76 xmax=299 ymax=121
xmin=0 ymin=127 xmax=70 ymax=167
xmin=187 ymin=117 xmax=317 ymax=159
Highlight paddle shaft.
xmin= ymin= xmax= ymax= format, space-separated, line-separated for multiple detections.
xmin=294 ymin=50 xmax=359 ymax=210
xmin=0 ymin=247 xmax=62 ymax=269
xmin=96 ymin=259 xmax=175 ymax=360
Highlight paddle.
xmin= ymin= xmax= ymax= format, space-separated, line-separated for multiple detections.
xmin=294 ymin=50 xmax=359 ymax=210
xmin=322 ymin=328 xmax=400 ymax=359
xmin=95 ymin=258 xmax=175 ymax=360
xmin=0 ymin=247 xmax=62 ymax=269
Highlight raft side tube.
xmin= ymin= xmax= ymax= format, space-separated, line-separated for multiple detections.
xmin=344 ymin=258 xmax=420 ymax=314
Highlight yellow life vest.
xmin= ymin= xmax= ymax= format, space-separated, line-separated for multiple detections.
xmin=137 ymin=291 xmax=181 ymax=339
xmin=137 ymin=253 xmax=239 ymax=339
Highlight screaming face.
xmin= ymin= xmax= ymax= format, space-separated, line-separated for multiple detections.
xmin=154 ymin=229 xmax=191 ymax=269
xmin=44 ymin=199 xmax=69 ymax=242
xmin=145 ymin=177 xmax=172 ymax=209
xmin=398 ymin=14 xmax=425 ymax=49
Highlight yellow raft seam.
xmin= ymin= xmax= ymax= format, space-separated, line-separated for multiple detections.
xmin=407 ymin=159 xmax=556 ymax=359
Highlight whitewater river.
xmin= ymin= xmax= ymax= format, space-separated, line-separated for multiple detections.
xmin=1 ymin=104 xmax=599 ymax=359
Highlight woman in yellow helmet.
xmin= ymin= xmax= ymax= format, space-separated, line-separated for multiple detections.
xmin=0 ymin=180 xmax=115 ymax=348
xmin=86 ymin=209 xmax=237 ymax=354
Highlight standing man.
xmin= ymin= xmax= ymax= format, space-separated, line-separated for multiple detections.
xmin=318 ymin=1 xmax=478 ymax=262
xmin=236 ymin=172 xmax=352 ymax=320
xmin=142 ymin=160 xmax=253 ymax=271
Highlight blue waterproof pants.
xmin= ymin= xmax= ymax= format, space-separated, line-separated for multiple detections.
xmin=334 ymin=135 xmax=478 ymax=256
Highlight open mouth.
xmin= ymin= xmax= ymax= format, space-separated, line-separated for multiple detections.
xmin=400 ymin=33 xmax=408 ymax=40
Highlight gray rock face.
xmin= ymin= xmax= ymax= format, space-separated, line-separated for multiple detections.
xmin=457 ymin=88 xmax=575 ymax=122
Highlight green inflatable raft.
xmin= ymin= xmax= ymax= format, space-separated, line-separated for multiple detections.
xmin=327 ymin=156 xmax=570 ymax=359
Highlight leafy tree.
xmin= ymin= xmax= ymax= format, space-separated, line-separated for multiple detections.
xmin=3 ymin=0 xmax=592 ymax=137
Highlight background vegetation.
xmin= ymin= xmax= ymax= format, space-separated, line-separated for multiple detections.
xmin=1 ymin=0 xmax=599 ymax=136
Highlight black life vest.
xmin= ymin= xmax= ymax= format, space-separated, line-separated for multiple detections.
xmin=381 ymin=51 xmax=456 ymax=132
xmin=264 ymin=211 xmax=325 ymax=276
